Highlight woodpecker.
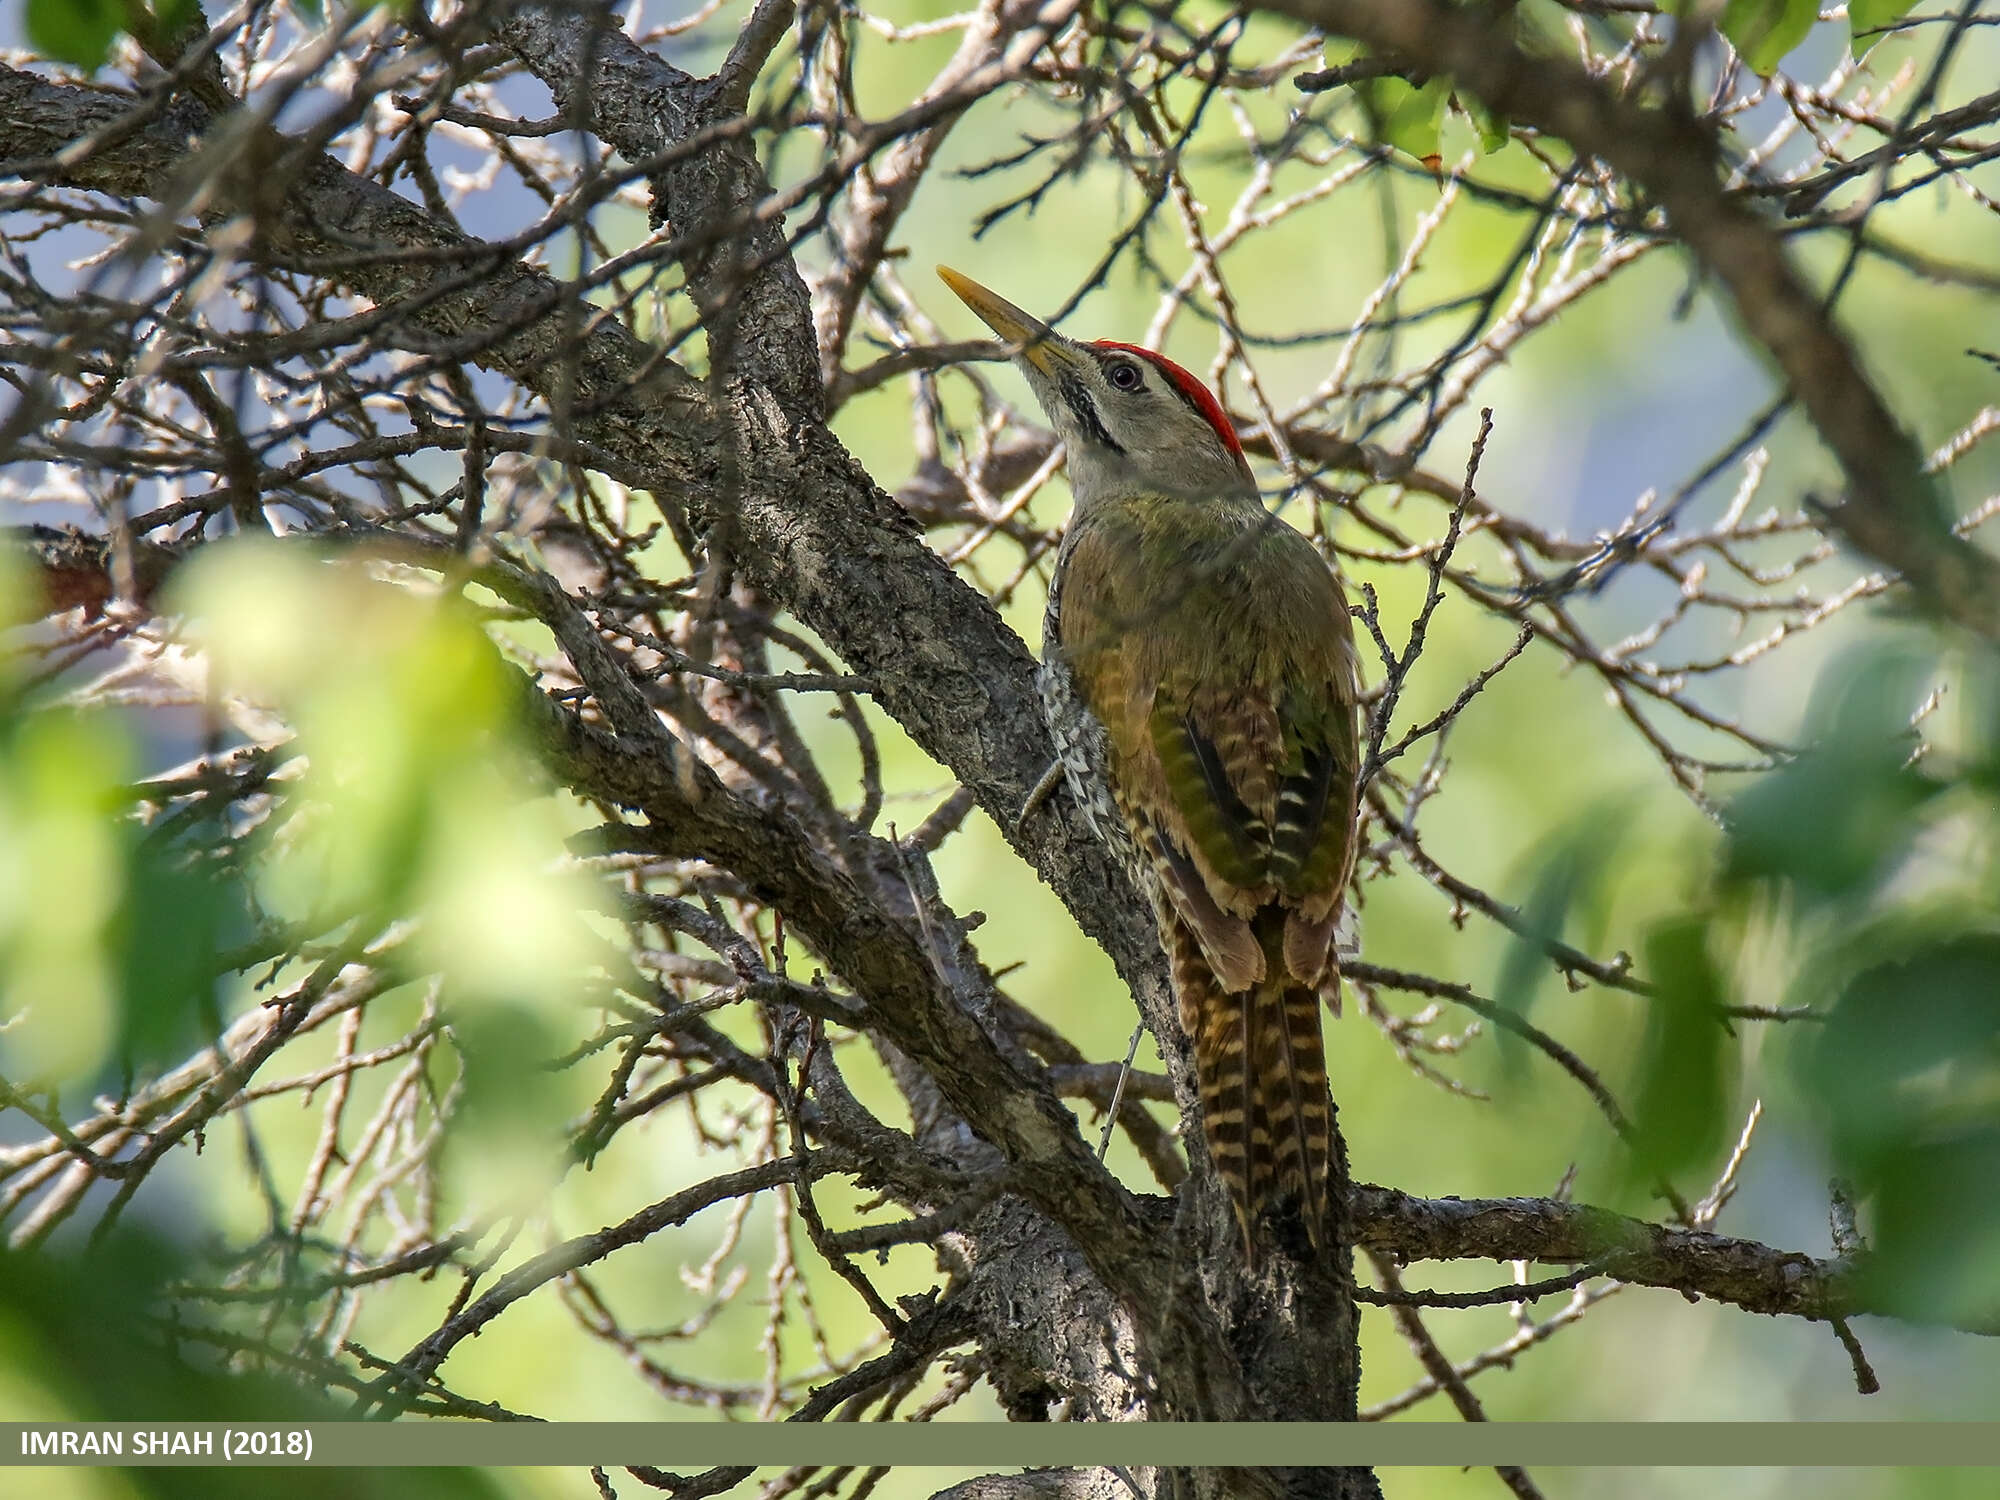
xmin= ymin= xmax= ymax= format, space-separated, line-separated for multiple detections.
xmin=939 ymin=267 xmax=1362 ymax=1261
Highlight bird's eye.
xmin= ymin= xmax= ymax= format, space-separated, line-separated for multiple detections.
xmin=1107 ymin=361 xmax=1144 ymax=392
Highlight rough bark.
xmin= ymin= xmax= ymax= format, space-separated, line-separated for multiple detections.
xmin=0 ymin=34 xmax=1378 ymax=1467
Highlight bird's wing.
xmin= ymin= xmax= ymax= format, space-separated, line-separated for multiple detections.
xmin=1059 ymin=514 xmax=1360 ymax=993
xmin=1057 ymin=521 xmax=1263 ymax=991
xmin=1159 ymin=519 xmax=1358 ymax=845
xmin=1150 ymin=682 xmax=1279 ymax=895
xmin=1152 ymin=665 xmax=1358 ymax=971
xmin=1269 ymin=669 xmax=1362 ymax=912
xmin=1179 ymin=532 xmax=1360 ymax=986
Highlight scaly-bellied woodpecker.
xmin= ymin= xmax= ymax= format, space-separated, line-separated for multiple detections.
xmin=940 ymin=266 xmax=1362 ymax=1262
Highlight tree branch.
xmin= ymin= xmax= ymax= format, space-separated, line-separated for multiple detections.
xmin=1355 ymin=1183 xmax=1999 ymax=1335
xmin=0 ymin=58 xmax=1174 ymax=1044
xmin=1251 ymin=0 xmax=2000 ymax=638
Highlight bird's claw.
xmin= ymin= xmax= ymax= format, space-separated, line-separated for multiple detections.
xmin=1015 ymin=759 xmax=1066 ymax=834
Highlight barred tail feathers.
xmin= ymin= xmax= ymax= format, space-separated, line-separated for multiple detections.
xmin=1171 ymin=912 xmax=1334 ymax=1261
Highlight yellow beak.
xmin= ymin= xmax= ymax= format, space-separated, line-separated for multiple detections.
xmin=937 ymin=265 xmax=1069 ymax=376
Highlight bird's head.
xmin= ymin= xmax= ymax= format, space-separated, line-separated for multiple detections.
xmin=939 ymin=266 xmax=1255 ymax=509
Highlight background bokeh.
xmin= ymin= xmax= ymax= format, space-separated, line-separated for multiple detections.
xmin=4 ymin=1 xmax=2000 ymax=1497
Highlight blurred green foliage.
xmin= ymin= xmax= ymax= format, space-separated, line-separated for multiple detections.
xmin=0 ymin=1230 xmax=502 ymax=1500
xmin=1625 ymin=914 xmax=1734 ymax=1190
xmin=188 ymin=541 xmax=607 ymax=1192
xmin=0 ymin=695 xmax=141 ymax=1084
xmin=16 ymin=0 xmax=392 ymax=69
xmin=1349 ymin=0 xmax=1929 ymax=167
xmin=1498 ymin=633 xmax=2000 ymax=1322
xmin=24 ymin=0 xmax=199 ymax=69
xmin=0 ymin=551 xmax=241 ymax=1086
xmin=1355 ymin=74 xmax=1454 ymax=169
xmin=1724 ymin=640 xmax=2000 ymax=1326
xmin=1714 ymin=0 xmax=1820 ymax=76
xmin=1806 ymin=934 xmax=2000 ymax=1323
xmin=1490 ymin=806 xmax=1626 ymax=1071
xmin=1687 ymin=0 xmax=1922 ymax=72
xmin=2 ymin=543 xmax=596 ymax=1131
xmin=1 ymin=543 xmax=608 ymax=1452
xmin=24 ymin=0 xmax=135 ymax=70
xmin=1847 ymin=0 xmax=1927 ymax=52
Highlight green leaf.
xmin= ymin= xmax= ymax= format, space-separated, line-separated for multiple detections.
xmin=1724 ymin=645 xmax=1938 ymax=900
xmin=1849 ymin=0 xmax=1920 ymax=55
xmin=1716 ymin=0 xmax=1818 ymax=76
xmin=1464 ymin=96 xmax=1510 ymax=157
xmin=1492 ymin=807 xmax=1627 ymax=1074
xmin=25 ymin=0 xmax=126 ymax=68
xmin=111 ymin=835 xmax=240 ymax=1066
xmin=1623 ymin=916 xmax=1734 ymax=1191
xmin=0 ymin=1231 xmax=511 ymax=1497
xmin=1357 ymin=74 xmax=1452 ymax=172
xmin=151 ymin=0 xmax=202 ymax=36
xmin=1801 ymin=935 xmax=2000 ymax=1322
xmin=0 ymin=705 xmax=133 ymax=1083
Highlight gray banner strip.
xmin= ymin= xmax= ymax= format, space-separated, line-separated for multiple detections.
xmin=6 ymin=1423 xmax=2000 ymax=1467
